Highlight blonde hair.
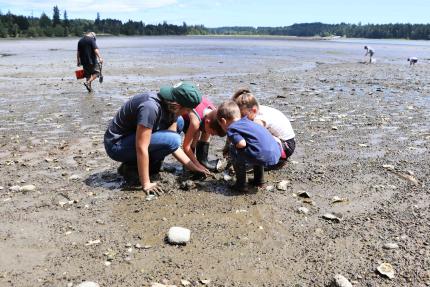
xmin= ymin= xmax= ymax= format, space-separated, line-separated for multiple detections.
xmin=217 ymin=101 xmax=241 ymax=121
xmin=231 ymin=88 xmax=259 ymax=110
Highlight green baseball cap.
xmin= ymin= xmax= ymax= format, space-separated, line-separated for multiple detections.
xmin=158 ymin=82 xmax=202 ymax=108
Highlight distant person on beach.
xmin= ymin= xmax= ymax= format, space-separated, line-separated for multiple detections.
xmin=77 ymin=32 xmax=103 ymax=92
xmin=408 ymin=57 xmax=418 ymax=66
xmin=231 ymin=88 xmax=295 ymax=169
xmin=364 ymin=46 xmax=374 ymax=64
xmin=104 ymin=82 xmax=210 ymax=195
xmin=181 ymin=98 xmax=225 ymax=172
xmin=217 ymin=101 xmax=280 ymax=191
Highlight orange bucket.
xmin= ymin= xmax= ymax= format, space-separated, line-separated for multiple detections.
xmin=75 ymin=69 xmax=85 ymax=79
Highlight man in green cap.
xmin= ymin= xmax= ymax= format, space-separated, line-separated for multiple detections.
xmin=104 ymin=82 xmax=207 ymax=195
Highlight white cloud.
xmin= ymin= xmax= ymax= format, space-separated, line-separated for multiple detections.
xmin=0 ymin=0 xmax=178 ymax=14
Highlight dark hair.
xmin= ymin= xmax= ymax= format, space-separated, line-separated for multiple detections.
xmin=209 ymin=116 xmax=226 ymax=137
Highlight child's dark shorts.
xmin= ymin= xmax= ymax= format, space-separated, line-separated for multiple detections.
xmin=280 ymin=138 xmax=295 ymax=160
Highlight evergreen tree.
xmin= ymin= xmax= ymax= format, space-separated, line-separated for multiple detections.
xmin=52 ymin=6 xmax=60 ymax=27
xmin=63 ymin=10 xmax=69 ymax=27
xmin=39 ymin=12 xmax=51 ymax=29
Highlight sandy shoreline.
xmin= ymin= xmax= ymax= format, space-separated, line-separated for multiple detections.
xmin=0 ymin=37 xmax=429 ymax=286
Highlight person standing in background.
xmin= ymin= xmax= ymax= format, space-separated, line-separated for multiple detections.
xmin=77 ymin=32 xmax=103 ymax=92
xmin=407 ymin=57 xmax=418 ymax=66
xmin=364 ymin=46 xmax=374 ymax=64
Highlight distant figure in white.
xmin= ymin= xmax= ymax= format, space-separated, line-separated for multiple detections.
xmin=407 ymin=57 xmax=418 ymax=66
xmin=364 ymin=46 xmax=374 ymax=64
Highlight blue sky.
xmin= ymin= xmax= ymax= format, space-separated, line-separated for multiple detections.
xmin=0 ymin=0 xmax=428 ymax=27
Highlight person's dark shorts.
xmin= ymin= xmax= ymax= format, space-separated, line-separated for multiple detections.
xmin=83 ymin=63 xmax=100 ymax=78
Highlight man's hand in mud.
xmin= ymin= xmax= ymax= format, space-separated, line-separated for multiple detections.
xmin=143 ymin=182 xmax=163 ymax=196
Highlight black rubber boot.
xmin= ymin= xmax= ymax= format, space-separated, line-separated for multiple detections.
xmin=249 ymin=165 xmax=265 ymax=186
xmin=231 ymin=162 xmax=247 ymax=191
xmin=196 ymin=141 xmax=217 ymax=171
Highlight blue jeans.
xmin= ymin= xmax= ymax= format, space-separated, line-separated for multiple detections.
xmin=104 ymin=117 xmax=184 ymax=166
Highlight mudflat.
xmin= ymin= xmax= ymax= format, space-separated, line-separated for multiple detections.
xmin=0 ymin=36 xmax=429 ymax=286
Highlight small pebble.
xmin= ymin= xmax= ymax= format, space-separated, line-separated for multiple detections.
xmin=20 ymin=184 xmax=36 ymax=192
xmin=69 ymin=174 xmax=81 ymax=181
xmin=297 ymin=207 xmax=309 ymax=214
xmin=276 ymin=180 xmax=290 ymax=191
xmin=383 ymin=243 xmax=399 ymax=250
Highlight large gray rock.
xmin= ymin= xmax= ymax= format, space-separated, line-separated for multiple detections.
xmin=167 ymin=227 xmax=191 ymax=244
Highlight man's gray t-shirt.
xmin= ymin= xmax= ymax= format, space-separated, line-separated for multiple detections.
xmin=104 ymin=92 xmax=174 ymax=144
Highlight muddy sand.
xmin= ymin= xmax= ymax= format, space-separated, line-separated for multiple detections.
xmin=0 ymin=36 xmax=429 ymax=287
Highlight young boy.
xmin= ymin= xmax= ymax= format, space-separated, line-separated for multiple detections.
xmin=217 ymin=101 xmax=281 ymax=191
xmin=232 ymin=89 xmax=295 ymax=168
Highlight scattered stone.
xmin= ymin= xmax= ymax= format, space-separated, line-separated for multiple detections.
xmin=68 ymin=174 xmax=81 ymax=181
xmin=298 ymin=191 xmax=311 ymax=198
xmin=85 ymin=239 xmax=101 ymax=246
xmin=180 ymin=180 xmax=195 ymax=190
xmin=200 ymin=279 xmax=211 ymax=285
xmin=383 ymin=243 xmax=399 ymax=250
xmin=331 ymin=126 xmax=338 ymax=130
xmin=19 ymin=185 xmax=36 ymax=192
xmin=104 ymin=261 xmax=111 ymax=266
xmin=382 ymin=164 xmax=395 ymax=170
xmin=322 ymin=213 xmax=342 ymax=222
xmin=235 ymin=209 xmax=248 ymax=213
xmin=146 ymin=194 xmax=157 ymax=201
xmin=376 ymin=263 xmax=395 ymax=279
xmin=9 ymin=185 xmax=21 ymax=192
xmin=167 ymin=227 xmax=191 ymax=245
xmin=302 ymin=198 xmax=315 ymax=206
xmin=180 ymin=279 xmax=191 ymax=286
xmin=276 ymin=180 xmax=290 ymax=191
xmin=104 ymin=250 xmax=116 ymax=261
xmin=332 ymin=196 xmax=348 ymax=204
xmin=0 ymin=186 xmax=3 ymax=190
xmin=77 ymin=282 xmax=100 ymax=287
xmin=223 ymin=173 xmax=232 ymax=181
xmin=394 ymin=172 xmax=419 ymax=186
xmin=265 ymin=185 xmax=274 ymax=192
xmin=331 ymin=274 xmax=352 ymax=287
xmin=358 ymin=143 xmax=368 ymax=147
xmin=297 ymin=207 xmax=309 ymax=214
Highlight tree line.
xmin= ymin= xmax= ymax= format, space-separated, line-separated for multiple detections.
xmin=209 ymin=23 xmax=430 ymax=40
xmin=1 ymin=7 xmax=430 ymax=40
xmin=0 ymin=7 xmax=207 ymax=37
